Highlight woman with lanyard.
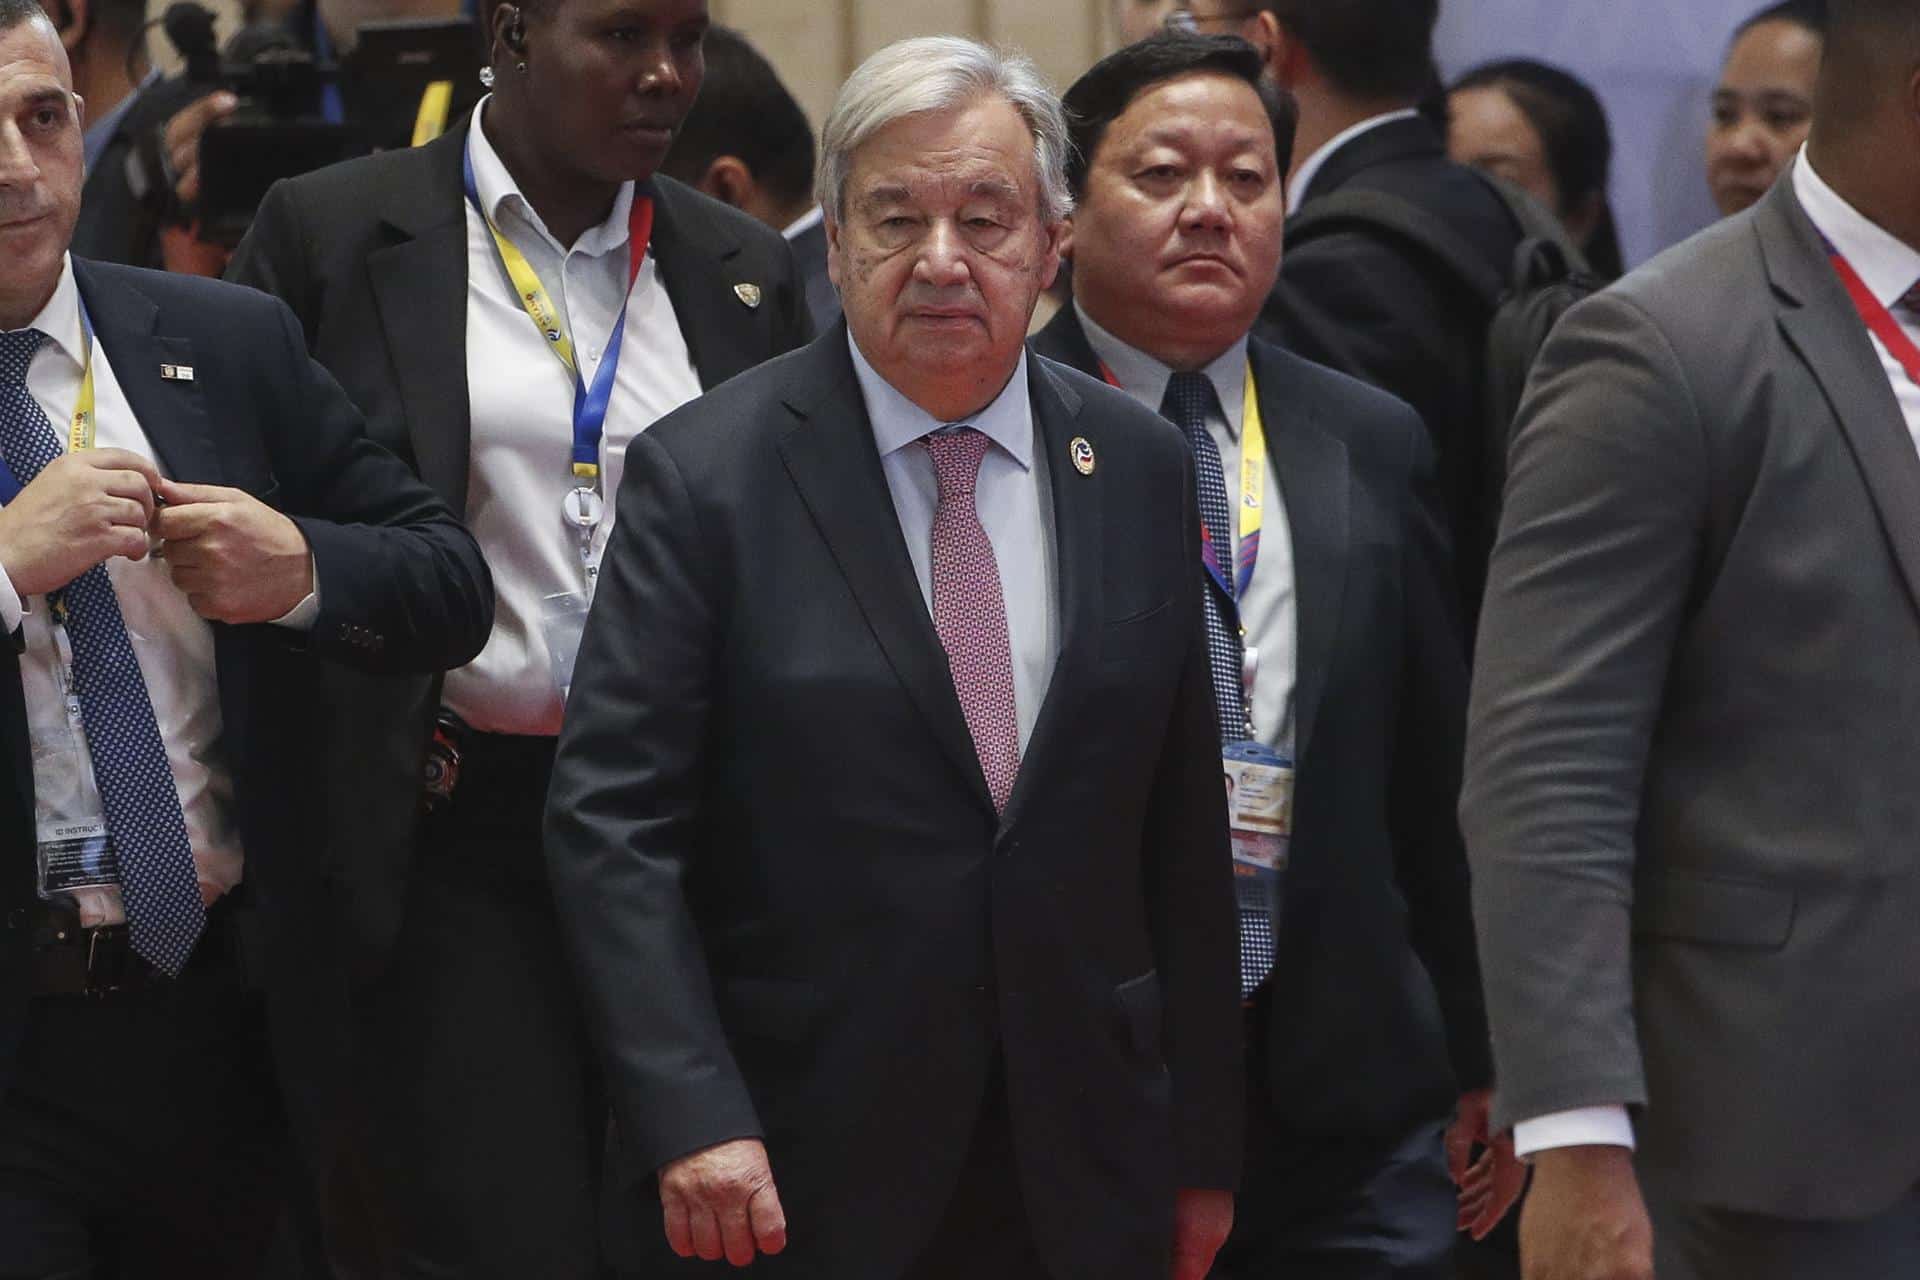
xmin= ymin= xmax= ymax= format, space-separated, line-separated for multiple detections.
xmin=226 ymin=0 xmax=811 ymax=1273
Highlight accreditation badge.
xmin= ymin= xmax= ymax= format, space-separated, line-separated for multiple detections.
xmin=539 ymin=589 xmax=593 ymax=705
xmin=30 ymin=646 xmax=120 ymax=903
xmin=1223 ymin=739 xmax=1292 ymax=927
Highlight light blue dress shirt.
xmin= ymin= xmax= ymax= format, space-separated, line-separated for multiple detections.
xmin=847 ymin=332 xmax=1058 ymax=754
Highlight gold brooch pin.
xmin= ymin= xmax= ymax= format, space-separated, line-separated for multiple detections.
xmin=733 ymin=282 xmax=763 ymax=309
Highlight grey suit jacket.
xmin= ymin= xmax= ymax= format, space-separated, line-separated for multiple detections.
xmin=1462 ymin=174 xmax=1920 ymax=1220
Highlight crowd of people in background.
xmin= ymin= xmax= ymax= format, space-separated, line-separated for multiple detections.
xmin=4 ymin=0 xmax=1919 ymax=1279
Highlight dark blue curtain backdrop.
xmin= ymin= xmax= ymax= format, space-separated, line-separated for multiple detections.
xmin=1436 ymin=0 xmax=1774 ymax=269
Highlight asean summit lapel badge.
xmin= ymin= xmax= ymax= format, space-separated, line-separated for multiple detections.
xmin=1070 ymin=436 xmax=1096 ymax=476
xmin=733 ymin=282 xmax=763 ymax=309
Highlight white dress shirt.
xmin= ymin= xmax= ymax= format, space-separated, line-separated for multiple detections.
xmin=443 ymin=97 xmax=704 ymax=736
xmin=0 ymin=258 xmax=256 ymax=924
xmin=1513 ymin=149 xmax=1920 ymax=1161
xmin=848 ymin=334 xmax=1057 ymax=754
xmin=782 ymin=205 xmax=824 ymax=242
xmin=1076 ymin=306 xmax=1299 ymax=754
xmin=1287 ymin=108 xmax=1423 ymax=216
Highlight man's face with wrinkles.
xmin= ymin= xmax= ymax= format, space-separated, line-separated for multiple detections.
xmin=0 ymin=14 xmax=82 ymax=325
xmin=827 ymin=93 xmax=1062 ymax=420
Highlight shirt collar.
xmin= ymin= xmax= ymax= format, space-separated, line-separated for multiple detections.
xmin=1286 ymin=107 xmax=1423 ymax=216
xmin=1793 ymin=145 xmax=1920 ymax=309
xmin=468 ymin=95 xmax=636 ymax=259
xmin=783 ymin=205 xmax=825 ymax=240
xmin=847 ymin=330 xmax=1034 ymax=471
xmin=4 ymin=256 xmax=85 ymax=372
xmin=1074 ymin=302 xmax=1248 ymax=438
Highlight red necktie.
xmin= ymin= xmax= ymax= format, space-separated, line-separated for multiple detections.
xmin=922 ymin=428 xmax=1021 ymax=814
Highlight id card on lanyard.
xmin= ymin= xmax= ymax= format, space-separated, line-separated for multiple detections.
xmin=0 ymin=306 xmax=128 ymax=916
xmin=1101 ymin=359 xmax=1295 ymax=915
xmin=463 ymin=149 xmax=653 ymax=698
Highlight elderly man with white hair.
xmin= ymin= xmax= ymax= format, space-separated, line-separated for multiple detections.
xmin=545 ymin=34 xmax=1244 ymax=1280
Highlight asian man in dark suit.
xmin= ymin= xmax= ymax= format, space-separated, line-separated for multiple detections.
xmin=1033 ymin=32 xmax=1513 ymax=1279
xmin=224 ymin=0 xmax=810 ymax=1272
xmin=0 ymin=2 xmax=493 ymax=1272
xmin=1465 ymin=3 xmax=1920 ymax=1278
xmin=546 ymin=34 xmax=1242 ymax=1280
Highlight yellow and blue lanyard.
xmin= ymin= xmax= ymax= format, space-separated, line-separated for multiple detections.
xmin=0 ymin=302 xmax=98 ymax=505
xmin=461 ymin=149 xmax=655 ymax=492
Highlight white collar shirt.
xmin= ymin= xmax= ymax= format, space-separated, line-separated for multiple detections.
xmin=445 ymin=98 xmax=704 ymax=735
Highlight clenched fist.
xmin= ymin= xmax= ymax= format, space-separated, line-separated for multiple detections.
xmin=0 ymin=448 xmax=161 ymax=596
xmin=658 ymin=1138 xmax=788 ymax=1267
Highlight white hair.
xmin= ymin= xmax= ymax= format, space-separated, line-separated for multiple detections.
xmin=815 ymin=36 xmax=1074 ymax=226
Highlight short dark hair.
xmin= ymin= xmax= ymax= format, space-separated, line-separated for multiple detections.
xmin=0 ymin=0 xmax=50 ymax=34
xmin=1735 ymin=0 xmax=1828 ymax=41
xmin=1255 ymin=0 xmax=1438 ymax=103
xmin=658 ymin=25 xmax=816 ymax=212
xmin=1816 ymin=0 xmax=1920 ymax=125
xmin=1450 ymin=58 xmax=1623 ymax=278
xmin=1062 ymin=31 xmax=1298 ymax=199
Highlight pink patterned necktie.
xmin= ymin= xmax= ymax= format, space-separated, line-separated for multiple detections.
xmin=923 ymin=428 xmax=1021 ymax=813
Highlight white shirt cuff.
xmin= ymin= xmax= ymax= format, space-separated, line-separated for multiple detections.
xmin=1513 ymin=1105 xmax=1636 ymax=1159
xmin=0 ymin=561 xmax=21 ymax=635
xmin=269 ymin=554 xmax=321 ymax=631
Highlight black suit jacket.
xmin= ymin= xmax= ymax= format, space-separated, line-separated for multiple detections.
xmin=225 ymin=117 xmax=812 ymax=974
xmin=1260 ymin=113 xmax=1523 ymax=629
xmin=0 ymin=258 xmax=493 ymax=1175
xmin=1034 ymin=307 xmax=1491 ymax=1143
xmin=786 ymin=216 xmax=840 ymax=334
xmin=544 ymin=328 xmax=1243 ymax=1280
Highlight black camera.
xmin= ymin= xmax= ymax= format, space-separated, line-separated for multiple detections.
xmin=160 ymin=2 xmax=482 ymax=245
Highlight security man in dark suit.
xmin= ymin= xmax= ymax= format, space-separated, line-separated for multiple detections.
xmin=0 ymin=0 xmax=494 ymax=1271
xmin=225 ymin=0 xmax=810 ymax=1272
xmin=1033 ymin=31 xmax=1518 ymax=1279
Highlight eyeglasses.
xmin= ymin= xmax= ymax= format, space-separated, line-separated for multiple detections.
xmin=1164 ymin=6 xmax=1255 ymax=32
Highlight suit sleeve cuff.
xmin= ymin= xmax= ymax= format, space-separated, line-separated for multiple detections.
xmin=1513 ymin=1105 xmax=1635 ymax=1160
xmin=268 ymin=554 xmax=321 ymax=631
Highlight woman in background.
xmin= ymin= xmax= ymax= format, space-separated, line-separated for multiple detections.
xmin=1703 ymin=0 xmax=1825 ymax=217
xmin=1448 ymin=57 xmax=1624 ymax=279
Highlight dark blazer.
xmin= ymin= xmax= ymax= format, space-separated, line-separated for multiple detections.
xmin=225 ymin=116 xmax=812 ymax=974
xmin=1034 ymin=307 xmax=1491 ymax=1142
xmin=0 ymin=259 xmax=493 ymax=1177
xmin=1464 ymin=176 xmax=1920 ymax=1219
xmin=1259 ymin=113 xmax=1523 ymax=627
xmin=544 ymin=327 xmax=1244 ymax=1280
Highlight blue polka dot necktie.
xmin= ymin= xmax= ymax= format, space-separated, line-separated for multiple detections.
xmin=0 ymin=328 xmax=205 ymax=975
xmin=1160 ymin=370 xmax=1273 ymax=996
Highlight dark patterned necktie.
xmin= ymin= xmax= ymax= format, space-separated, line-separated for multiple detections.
xmin=1160 ymin=371 xmax=1273 ymax=996
xmin=0 ymin=328 xmax=205 ymax=975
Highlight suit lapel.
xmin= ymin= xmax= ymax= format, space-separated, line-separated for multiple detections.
xmin=367 ymin=126 xmax=473 ymax=512
xmin=1250 ymin=340 xmax=1348 ymax=763
xmin=1760 ymin=181 xmax=1920 ymax=619
xmin=652 ymin=177 xmax=759 ymax=392
xmin=775 ymin=332 xmax=994 ymax=811
xmin=74 ymin=260 xmax=223 ymax=487
xmin=1000 ymin=358 xmax=1099 ymax=828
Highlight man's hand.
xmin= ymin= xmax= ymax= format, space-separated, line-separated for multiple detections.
xmin=658 ymin=1138 xmax=788 ymax=1267
xmin=1520 ymin=1146 xmax=1654 ymax=1280
xmin=162 ymin=91 xmax=238 ymax=207
xmin=1170 ymin=1187 xmax=1233 ymax=1280
xmin=0 ymin=449 xmax=160 ymax=596
xmin=1447 ymin=1088 xmax=1528 ymax=1240
xmin=153 ymin=479 xmax=313 ymax=623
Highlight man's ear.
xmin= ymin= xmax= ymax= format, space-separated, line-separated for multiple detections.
xmin=47 ymin=0 xmax=88 ymax=52
xmin=1248 ymin=10 xmax=1308 ymax=90
xmin=824 ymin=215 xmax=842 ymax=290
xmin=1057 ymin=214 xmax=1075 ymax=263
xmin=697 ymin=156 xmax=757 ymax=212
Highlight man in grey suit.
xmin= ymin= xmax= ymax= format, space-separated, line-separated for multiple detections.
xmin=1461 ymin=3 xmax=1920 ymax=1278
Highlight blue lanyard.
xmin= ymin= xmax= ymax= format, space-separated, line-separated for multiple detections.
xmin=308 ymin=9 xmax=346 ymax=126
xmin=461 ymin=147 xmax=649 ymax=485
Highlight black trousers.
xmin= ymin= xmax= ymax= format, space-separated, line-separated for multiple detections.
xmin=905 ymin=1062 xmax=1052 ymax=1280
xmin=346 ymin=732 xmax=607 ymax=1280
xmin=1647 ymin=1177 xmax=1920 ymax=1280
xmin=0 ymin=961 xmax=291 ymax=1279
xmin=1211 ymin=1001 xmax=1455 ymax=1280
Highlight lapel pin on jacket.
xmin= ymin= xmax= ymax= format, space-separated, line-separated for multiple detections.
xmin=1070 ymin=436 xmax=1096 ymax=476
xmin=159 ymin=364 xmax=194 ymax=381
xmin=733 ymin=282 xmax=763 ymax=309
